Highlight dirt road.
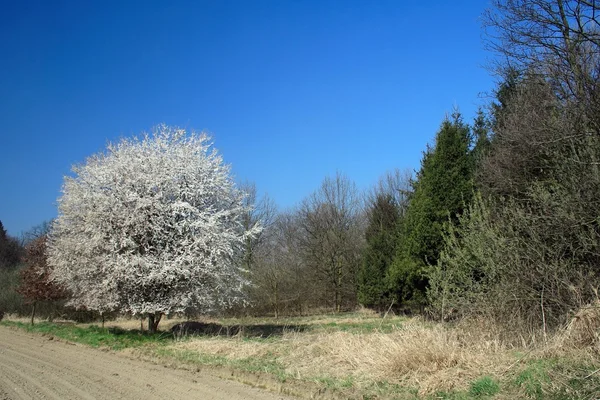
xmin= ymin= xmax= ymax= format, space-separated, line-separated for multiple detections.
xmin=0 ymin=326 xmax=292 ymax=400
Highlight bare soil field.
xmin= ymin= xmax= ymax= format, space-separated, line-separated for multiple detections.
xmin=0 ymin=325 xmax=291 ymax=400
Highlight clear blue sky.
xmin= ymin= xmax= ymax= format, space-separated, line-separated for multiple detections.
xmin=1 ymin=0 xmax=495 ymax=237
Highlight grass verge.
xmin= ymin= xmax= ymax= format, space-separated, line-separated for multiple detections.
xmin=0 ymin=320 xmax=169 ymax=350
xmin=2 ymin=312 xmax=599 ymax=399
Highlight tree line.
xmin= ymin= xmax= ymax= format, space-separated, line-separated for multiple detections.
xmin=2 ymin=0 xmax=599 ymax=335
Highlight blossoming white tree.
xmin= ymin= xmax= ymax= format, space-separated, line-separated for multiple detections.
xmin=48 ymin=125 xmax=259 ymax=332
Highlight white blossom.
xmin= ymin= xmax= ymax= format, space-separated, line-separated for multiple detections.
xmin=48 ymin=125 xmax=260 ymax=316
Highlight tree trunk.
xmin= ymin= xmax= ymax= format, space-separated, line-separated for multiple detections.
xmin=147 ymin=312 xmax=162 ymax=334
xmin=101 ymin=312 xmax=105 ymax=329
xmin=147 ymin=314 xmax=154 ymax=333
xmin=274 ymin=281 xmax=279 ymax=319
xmin=336 ymin=260 xmax=343 ymax=313
xmin=30 ymin=301 xmax=37 ymax=326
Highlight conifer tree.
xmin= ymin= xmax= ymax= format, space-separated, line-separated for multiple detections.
xmin=471 ymin=108 xmax=491 ymax=165
xmin=358 ymin=192 xmax=399 ymax=309
xmin=0 ymin=220 xmax=22 ymax=269
xmin=389 ymin=112 xmax=474 ymax=307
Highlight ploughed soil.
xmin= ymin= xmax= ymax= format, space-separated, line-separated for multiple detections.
xmin=0 ymin=325 xmax=292 ymax=400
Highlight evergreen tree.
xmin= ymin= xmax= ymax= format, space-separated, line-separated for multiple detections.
xmin=0 ymin=220 xmax=22 ymax=269
xmin=358 ymin=192 xmax=400 ymax=310
xmin=471 ymin=108 xmax=491 ymax=164
xmin=389 ymin=112 xmax=474 ymax=307
xmin=490 ymin=67 xmax=520 ymax=131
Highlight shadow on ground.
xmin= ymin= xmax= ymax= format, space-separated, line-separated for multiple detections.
xmin=169 ymin=321 xmax=309 ymax=338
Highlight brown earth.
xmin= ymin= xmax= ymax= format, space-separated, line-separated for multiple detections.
xmin=0 ymin=326 xmax=293 ymax=400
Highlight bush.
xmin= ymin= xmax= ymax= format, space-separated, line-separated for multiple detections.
xmin=0 ymin=266 xmax=26 ymax=315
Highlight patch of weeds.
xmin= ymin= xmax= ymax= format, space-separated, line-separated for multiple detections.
xmin=358 ymin=380 xmax=419 ymax=400
xmin=340 ymin=376 xmax=355 ymax=388
xmin=469 ymin=376 xmax=499 ymax=397
xmin=562 ymin=365 xmax=600 ymax=398
xmin=236 ymin=334 xmax=283 ymax=345
xmin=314 ymin=376 xmax=337 ymax=388
xmin=511 ymin=358 xmax=599 ymax=399
xmin=536 ymin=359 xmax=600 ymax=400
xmin=317 ymin=321 xmax=401 ymax=334
xmin=234 ymin=355 xmax=288 ymax=381
xmin=514 ymin=360 xmax=551 ymax=399
xmin=429 ymin=390 xmax=471 ymax=400
xmin=515 ymin=358 xmax=600 ymax=400
xmin=312 ymin=375 xmax=356 ymax=392
xmin=153 ymin=347 xmax=229 ymax=367
xmin=152 ymin=346 xmax=289 ymax=382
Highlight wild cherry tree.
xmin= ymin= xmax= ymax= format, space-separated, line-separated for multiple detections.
xmin=48 ymin=125 xmax=259 ymax=332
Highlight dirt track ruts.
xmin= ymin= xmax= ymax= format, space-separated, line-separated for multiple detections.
xmin=0 ymin=326 xmax=292 ymax=400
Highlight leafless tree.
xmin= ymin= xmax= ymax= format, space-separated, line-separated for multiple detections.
xmin=367 ymin=168 xmax=412 ymax=218
xmin=248 ymin=212 xmax=307 ymax=317
xmin=297 ymin=172 xmax=365 ymax=312
xmin=239 ymin=182 xmax=278 ymax=272
xmin=444 ymin=1 xmax=600 ymax=332
xmin=18 ymin=236 xmax=67 ymax=325
xmin=479 ymin=76 xmax=563 ymax=198
xmin=21 ymin=221 xmax=52 ymax=245
xmin=484 ymin=0 xmax=600 ymax=130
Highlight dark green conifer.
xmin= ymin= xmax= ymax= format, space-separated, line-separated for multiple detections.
xmin=358 ymin=193 xmax=399 ymax=309
xmin=389 ymin=112 xmax=474 ymax=307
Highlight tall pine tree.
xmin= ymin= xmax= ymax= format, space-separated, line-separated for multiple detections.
xmin=389 ymin=112 xmax=474 ymax=308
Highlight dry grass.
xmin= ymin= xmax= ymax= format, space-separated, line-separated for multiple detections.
xmin=7 ymin=308 xmax=599 ymax=397
xmin=287 ymin=321 xmax=511 ymax=393
xmin=536 ymin=300 xmax=600 ymax=362
xmin=177 ymin=337 xmax=272 ymax=359
xmin=3 ymin=314 xmax=31 ymax=324
xmin=167 ymin=310 xmax=599 ymax=395
xmin=557 ymin=300 xmax=600 ymax=349
xmin=170 ymin=317 xmax=513 ymax=394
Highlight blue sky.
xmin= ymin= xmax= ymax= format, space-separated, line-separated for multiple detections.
xmin=1 ymin=0 xmax=495 ymax=237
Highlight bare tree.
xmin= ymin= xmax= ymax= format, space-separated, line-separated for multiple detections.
xmin=297 ymin=172 xmax=365 ymax=312
xmin=480 ymin=75 xmax=563 ymax=198
xmin=484 ymin=0 xmax=600 ymax=129
xmin=442 ymin=0 xmax=600 ymax=331
xmin=239 ymin=182 xmax=278 ymax=271
xmin=367 ymin=168 xmax=412 ymax=218
xmin=248 ymin=212 xmax=306 ymax=318
xmin=21 ymin=221 xmax=53 ymax=245
xmin=17 ymin=236 xmax=67 ymax=325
